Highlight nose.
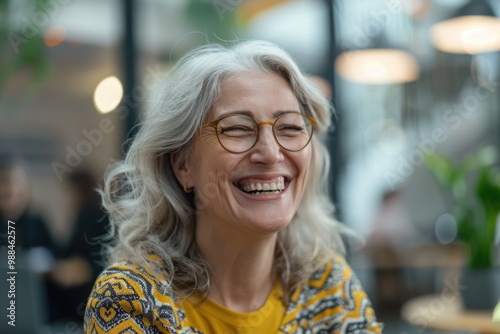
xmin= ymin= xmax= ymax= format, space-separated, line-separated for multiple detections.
xmin=248 ymin=125 xmax=284 ymax=164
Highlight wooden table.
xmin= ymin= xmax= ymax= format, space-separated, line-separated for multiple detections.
xmin=401 ymin=294 xmax=500 ymax=333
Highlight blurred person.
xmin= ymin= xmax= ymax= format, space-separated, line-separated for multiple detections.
xmin=84 ymin=41 xmax=383 ymax=333
xmin=48 ymin=170 xmax=109 ymax=324
xmin=366 ymin=190 xmax=416 ymax=257
xmin=0 ymin=154 xmax=57 ymax=329
xmin=0 ymin=154 xmax=55 ymax=257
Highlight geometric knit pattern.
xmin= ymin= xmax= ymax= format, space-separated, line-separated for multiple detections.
xmin=84 ymin=254 xmax=383 ymax=333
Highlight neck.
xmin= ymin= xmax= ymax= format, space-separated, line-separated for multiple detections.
xmin=195 ymin=218 xmax=277 ymax=312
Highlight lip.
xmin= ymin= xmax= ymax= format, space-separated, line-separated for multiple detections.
xmin=233 ymin=173 xmax=291 ymax=184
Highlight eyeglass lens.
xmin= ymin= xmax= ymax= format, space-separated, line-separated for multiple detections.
xmin=216 ymin=114 xmax=313 ymax=153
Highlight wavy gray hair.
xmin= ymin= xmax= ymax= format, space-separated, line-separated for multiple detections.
xmin=100 ymin=40 xmax=347 ymax=302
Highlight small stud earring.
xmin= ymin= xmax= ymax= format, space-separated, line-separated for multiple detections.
xmin=183 ymin=185 xmax=193 ymax=193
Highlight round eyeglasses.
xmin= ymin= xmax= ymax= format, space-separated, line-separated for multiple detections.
xmin=205 ymin=112 xmax=317 ymax=153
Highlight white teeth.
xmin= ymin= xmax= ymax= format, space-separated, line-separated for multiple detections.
xmin=238 ymin=177 xmax=287 ymax=194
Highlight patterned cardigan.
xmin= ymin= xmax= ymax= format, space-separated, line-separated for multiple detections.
xmin=84 ymin=254 xmax=383 ymax=333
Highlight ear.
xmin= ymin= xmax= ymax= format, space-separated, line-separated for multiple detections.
xmin=170 ymin=150 xmax=194 ymax=190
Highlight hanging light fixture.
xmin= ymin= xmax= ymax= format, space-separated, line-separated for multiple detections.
xmin=335 ymin=49 xmax=420 ymax=84
xmin=431 ymin=0 xmax=500 ymax=54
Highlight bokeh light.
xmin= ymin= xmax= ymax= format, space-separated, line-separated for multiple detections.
xmin=93 ymin=76 xmax=123 ymax=114
xmin=435 ymin=213 xmax=458 ymax=245
xmin=335 ymin=49 xmax=420 ymax=84
xmin=44 ymin=25 xmax=67 ymax=47
xmin=431 ymin=16 xmax=500 ymax=54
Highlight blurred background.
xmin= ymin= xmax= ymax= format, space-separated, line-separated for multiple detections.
xmin=1 ymin=0 xmax=500 ymax=333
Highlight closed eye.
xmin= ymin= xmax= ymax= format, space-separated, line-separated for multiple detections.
xmin=277 ymin=125 xmax=305 ymax=132
xmin=220 ymin=126 xmax=254 ymax=135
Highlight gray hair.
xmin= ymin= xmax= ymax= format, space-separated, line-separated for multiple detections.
xmin=100 ymin=40 xmax=348 ymax=302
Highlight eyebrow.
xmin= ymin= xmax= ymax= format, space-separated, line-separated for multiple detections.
xmin=217 ymin=110 xmax=301 ymax=119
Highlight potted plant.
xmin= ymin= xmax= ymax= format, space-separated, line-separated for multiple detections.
xmin=425 ymin=146 xmax=500 ymax=310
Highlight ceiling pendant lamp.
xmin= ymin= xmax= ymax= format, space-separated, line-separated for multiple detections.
xmin=335 ymin=49 xmax=420 ymax=84
xmin=431 ymin=0 xmax=500 ymax=54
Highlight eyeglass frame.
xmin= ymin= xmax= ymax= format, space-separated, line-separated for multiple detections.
xmin=204 ymin=112 xmax=317 ymax=153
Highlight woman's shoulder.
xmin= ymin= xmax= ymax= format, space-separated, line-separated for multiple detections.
xmin=301 ymin=253 xmax=371 ymax=305
xmin=290 ymin=254 xmax=383 ymax=333
xmin=304 ymin=253 xmax=354 ymax=289
xmin=84 ymin=254 xmax=182 ymax=333
xmin=96 ymin=253 xmax=170 ymax=287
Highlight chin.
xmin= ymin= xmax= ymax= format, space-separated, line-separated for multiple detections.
xmin=244 ymin=215 xmax=292 ymax=234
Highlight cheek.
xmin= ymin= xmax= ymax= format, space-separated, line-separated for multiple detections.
xmin=194 ymin=164 xmax=234 ymax=212
xmin=190 ymin=132 xmax=225 ymax=177
xmin=292 ymin=149 xmax=312 ymax=202
xmin=297 ymin=148 xmax=312 ymax=176
xmin=191 ymin=148 xmax=236 ymax=208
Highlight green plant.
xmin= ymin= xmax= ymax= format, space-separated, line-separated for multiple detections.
xmin=425 ymin=146 xmax=500 ymax=269
xmin=0 ymin=0 xmax=51 ymax=90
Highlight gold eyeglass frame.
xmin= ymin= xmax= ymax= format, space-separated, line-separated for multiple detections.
xmin=205 ymin=112 xmax=317 ymax=154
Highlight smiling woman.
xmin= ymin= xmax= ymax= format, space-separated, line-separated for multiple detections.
xmin=84 ymin=40 xmax=383 ymax=333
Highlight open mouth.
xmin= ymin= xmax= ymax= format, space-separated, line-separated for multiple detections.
xmin=235 ymin=176 xmax=287 ymax=196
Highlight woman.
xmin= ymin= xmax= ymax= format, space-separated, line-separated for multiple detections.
xmin=84 ymin=41 xmax=383 ymax=333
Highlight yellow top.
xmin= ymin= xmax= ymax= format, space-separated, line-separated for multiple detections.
xmin=181 ymin=280 xmax=285 ymax=334
xmin=84 ymin=254 xmax=384 ymax=333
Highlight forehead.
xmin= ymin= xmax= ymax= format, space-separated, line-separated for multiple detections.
xmin=208 ymin=72 xmax=300 ymax=120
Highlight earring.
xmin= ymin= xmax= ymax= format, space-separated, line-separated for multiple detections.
xmin=183 ymin=184 xmax=193 ymax=193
